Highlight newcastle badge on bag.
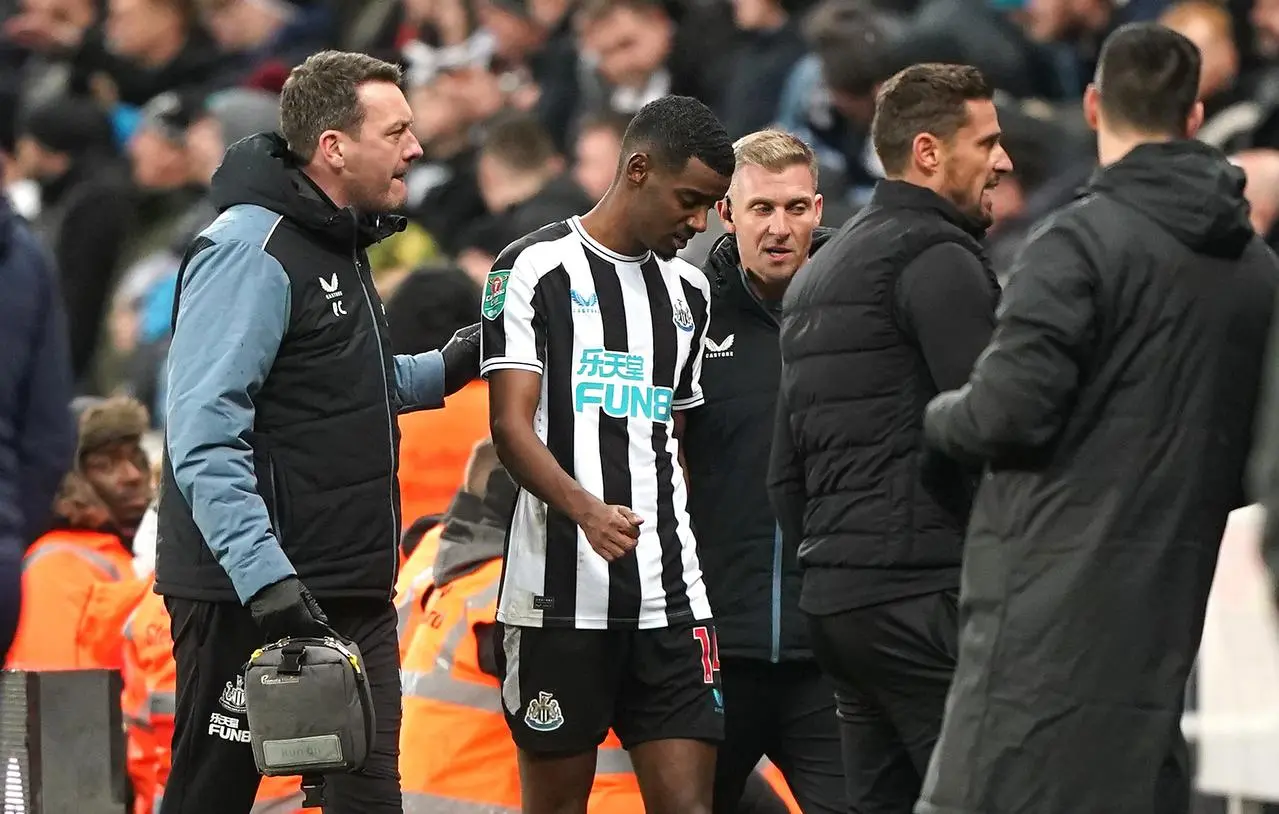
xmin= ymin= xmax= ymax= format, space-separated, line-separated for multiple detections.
xmin=242 ymin=636 xmax=375 ymax=777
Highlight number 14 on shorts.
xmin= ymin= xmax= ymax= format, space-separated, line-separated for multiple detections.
xmin=692 ymin=625 xmax=720 ymax=684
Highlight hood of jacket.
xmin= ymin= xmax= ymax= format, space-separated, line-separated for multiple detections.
xmin=209 ymin=132 xmax=406 ymax=249
xmin=431 ymin=468 xmax=518 ymax=587
xmin=1088 ymin=140 xmax=1253 ymax=258
xmin=705 ymin=225 xmax=836 ymax=290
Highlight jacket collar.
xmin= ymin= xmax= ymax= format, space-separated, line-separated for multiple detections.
xmin=868 ymin=179 xmax=988 ymax=239
xmin=704 ymin=226 xmax=836 ymax=308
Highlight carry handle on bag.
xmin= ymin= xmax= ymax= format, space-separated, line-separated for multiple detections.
xmin=242 ymin=636 xmax=376 ymax=796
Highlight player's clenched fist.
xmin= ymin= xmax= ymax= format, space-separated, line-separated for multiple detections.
xmin=580 ymin=503 xmax=643 ymax=561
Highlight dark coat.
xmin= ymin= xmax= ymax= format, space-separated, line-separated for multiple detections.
xmin=917 ymin=141 xmax=1279 ymax=814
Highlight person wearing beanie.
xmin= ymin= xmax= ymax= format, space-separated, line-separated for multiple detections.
xmin=4 ymin=466 xmax=135 ymax=671
xmin=186 ymin=88 xmax=281 ymax=187
xmin=76 ymin=395 xmax=155 ymax=548
xmin=14 ymin=94 xmax=135 ymax=384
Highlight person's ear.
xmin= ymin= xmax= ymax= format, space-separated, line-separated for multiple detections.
xmin=317 ymin=130 xmax=345 ymax=169
xmin=1186 ymin=99 xmax=1205 ymax=139
xmin=625 ymin=152 xmax=650 ymax=187
xmin=911 ymin=132 xmax=942 ymax=176
xmin=1083 ymin=84 xmax=1101 ymax=133
xmin=716 ymin=197 xmax=735 ymax=233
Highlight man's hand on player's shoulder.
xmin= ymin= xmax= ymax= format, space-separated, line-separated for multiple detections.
xmin=578 ymin=502 xmax=643 ymax=561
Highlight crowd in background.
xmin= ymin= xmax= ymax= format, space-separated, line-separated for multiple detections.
xmin=7 ymin=0 xmax=1279 ymax=422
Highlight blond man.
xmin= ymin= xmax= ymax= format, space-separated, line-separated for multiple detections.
xmin=680 ymin=130 xmax=846 ymax=813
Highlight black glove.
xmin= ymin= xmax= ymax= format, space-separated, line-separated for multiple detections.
xmin=442 ymin=322 xmax=481 ymax=396
xmin=248 ymin=576 xmax=335 ymax=643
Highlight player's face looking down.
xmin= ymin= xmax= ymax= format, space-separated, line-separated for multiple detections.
xmin=625 ymin=152 xmax=730 ymax=260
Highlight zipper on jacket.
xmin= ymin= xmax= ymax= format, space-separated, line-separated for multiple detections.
xmin=266 ymin=452 xmax=285 ymax=549
xmin=350 ymin=219 xmax=399 ymax=597
xmin=770 ymin=522 xmax=782 ymax=663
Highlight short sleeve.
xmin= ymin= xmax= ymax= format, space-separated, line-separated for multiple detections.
xmin=673 ymin=281 xmax=710 ymax=411
xmin=480 ymin=251 xmax=545 ymax=378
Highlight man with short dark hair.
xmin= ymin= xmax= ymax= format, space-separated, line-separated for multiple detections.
xmin=769 ymin=63 xmax=1010 ymax=814
xmin=483 ymin=94 xmax=734 ymax=814
xmin=156 ymin=50 xmax=482 ymax=814
xmin=916 ymin=25 xmax=1279 ymax=814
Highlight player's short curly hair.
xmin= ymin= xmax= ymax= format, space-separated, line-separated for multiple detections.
xmin=620 ymin=95 xmax=735 ymax=179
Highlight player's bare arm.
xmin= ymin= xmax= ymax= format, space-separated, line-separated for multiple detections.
xmin=489 ymin=368 xmax=643 ymax=561
xmin=673 ymin=411 xmax=691 ymax=492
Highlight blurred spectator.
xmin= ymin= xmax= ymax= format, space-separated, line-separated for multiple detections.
xmin=403 ymin=71 xmax=491 ymax=254
xmin=128 ymin=91 xmax=198 ymax=191
xmin=775 ymin=0 xmax=904 ymax=206
xmin=898 ymin=0 xmax=1060 ymax=100
xmin=1230 ymin=148 xmax=1279 ymax=240
xmin=985 ymin=99 xmax=1090 ymax=281
xmin=183 ymin=87 xmax=281 ymax=228
xmin=573 ymin=0 xmax=731 ymax=118
xmin=109 ymin=87 xmax=281 ymax=418
xmin=720 ymin=0 xmax=807 ymax=137
xmin=573 ymin=109 xmax=628 ymax=202
xmin=388 ymin=263 xmax=491 ymax=527
xmin=5 ymin=469 xmax=131 ymax=671
xmin=1171 ymin=0 xmax=1279 ymax=155
xmin=196 ymin=0 xmax=335 ymax=79
xmin=1255 ymin=0 xmax=1279 ymax=58
xmin=476 ymin=110 xmax=592 ymax=235
xmin=0 ymin=182 xmax=75 ymax=662
xmin=73 ymin=0 xmax=224 ymax=106
xmin=454 ymin=214 xmax=517 ymax=288
xmin=14 ymin=94 xmax=133 ymax=383
xmin=473 ymin=0 xmax=579 ymax=149
xmin=1162 ymin=1 xmax=1240 ymax=105
xmin=76 ymin=395 xmax=153 ymax=546
xmin=1014 ymin=0 xmax=1168 ymax=97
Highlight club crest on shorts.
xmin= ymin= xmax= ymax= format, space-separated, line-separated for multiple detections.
xmin=483 ymin=269 xmax=511 ymax=320
xmin=672 ymin=298 xmax=695 ymax=332
xmin=524 ymin=691 xmax=564 ymax=731
xmin=219 ymin=675 xmax=248 ymax=714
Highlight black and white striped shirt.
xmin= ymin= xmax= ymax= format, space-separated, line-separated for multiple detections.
xmin=480 ymin=216 xmax=714 ymax=630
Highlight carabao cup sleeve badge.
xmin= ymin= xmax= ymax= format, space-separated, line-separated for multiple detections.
xmin=483 ymin=269 xmax=511 ymax=320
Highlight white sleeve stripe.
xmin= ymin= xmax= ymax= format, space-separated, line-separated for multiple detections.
xmin=672 ymin=393 xmax=705 ymax=411
xmin=481 ymin=358 xmax=545 ymax=376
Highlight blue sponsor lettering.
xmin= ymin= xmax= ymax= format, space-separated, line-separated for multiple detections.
xmin=575 ymin=381 xmax=673 ymax=422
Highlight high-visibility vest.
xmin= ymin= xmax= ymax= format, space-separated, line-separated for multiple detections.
xmin=394 ymin=524 xmax=444 ymax=659
xmin=759 ymin=759 xmax=803 ymax=814
xmin=397 ymin=380 xmax=490 ymax=529
xmin=122 ymin=585 xmax=306 ymax=814
xmin=400 ymin=557 xmax=643 ymax=813
xmin=7 ymin=529 xmax=134 ymax=670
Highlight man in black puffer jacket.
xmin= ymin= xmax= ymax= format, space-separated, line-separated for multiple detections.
xmin=682 ymin=129 xmax=844 ymax=814
xmin=917 ymin=25 xmax=1279 ymax=814
xmin=769 ymin=63 xmax=1009 ymax=814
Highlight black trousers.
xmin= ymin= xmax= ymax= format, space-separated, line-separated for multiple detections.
xmin=714 ymin=658 xmax=847 ymax=814
xmin=160 ymin=596 xmax=402 ymax=814
xmin=807 ymin=590 xmax=958 ymax=814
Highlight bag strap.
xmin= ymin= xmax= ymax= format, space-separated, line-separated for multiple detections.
xmin=300 ymin=774 xmax=326 ymax=808
xmin=278 ymin=640 xmax=308 ymax=675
